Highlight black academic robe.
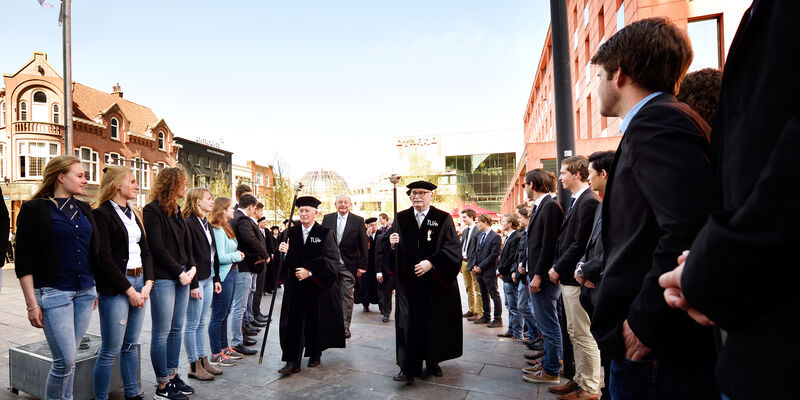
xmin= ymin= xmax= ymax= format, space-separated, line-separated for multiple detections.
xmin=278 ymin=222 xmax=345 ymax=363
xmin=354 ymin=231 xmax=380 ymax=306
xmin=388 ymin=206 xmax=462 ymax=377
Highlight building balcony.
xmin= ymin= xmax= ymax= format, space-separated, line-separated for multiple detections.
xmin=11 ymin=121 xmax=63 ymax=136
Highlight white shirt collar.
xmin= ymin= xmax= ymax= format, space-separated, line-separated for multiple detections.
xmin=338 ymin=212 xmax=349 ymax=220
xmin=533 ymin=194 xmax=547 ymax=207
xmin=415 ymin=207 xmax=430 ymax=217
xmin=572 ymin=185 xmax=590 ymax=200
xmin=620 ymin=91 xmax=663 ymax=133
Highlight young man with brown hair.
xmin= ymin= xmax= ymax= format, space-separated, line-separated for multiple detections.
xmin=590 ymin=17 xmax=717 ymax=399
xmin=459 ymin=208 xmax=483 ymax=320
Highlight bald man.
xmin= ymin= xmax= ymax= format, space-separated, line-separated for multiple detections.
xmin=322 ymin=195 xmax=368 ymax=338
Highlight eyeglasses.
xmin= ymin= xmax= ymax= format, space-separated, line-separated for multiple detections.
xmin=409 ymin=190 xmax=432 ymax=197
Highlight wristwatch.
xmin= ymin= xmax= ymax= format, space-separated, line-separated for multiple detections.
xmin=575 ymin=262 xmax=584 ymax=277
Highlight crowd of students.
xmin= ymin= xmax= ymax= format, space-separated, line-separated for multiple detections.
xmin=14 ymin=160 xmax=282 ymax=400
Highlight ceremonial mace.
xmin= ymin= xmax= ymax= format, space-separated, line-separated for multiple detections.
xmin=388 ymin=174 xmax=401 ymax=274
xmin=258 ymin=181 xmax=303 ymax=364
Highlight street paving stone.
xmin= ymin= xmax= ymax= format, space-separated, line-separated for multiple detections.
xmin=0 ymin=267 xmax=560 ymax=399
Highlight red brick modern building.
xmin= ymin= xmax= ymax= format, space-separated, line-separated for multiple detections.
xmin=1 ymin=52 xmax=179 ymax=229
xmin=500 ymin=0 xmax=750 ymax=213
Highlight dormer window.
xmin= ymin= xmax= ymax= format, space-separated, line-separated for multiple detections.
xmin=158 ymin=131 xmax=165 ymax=151
xmin=110 ymin=117 xmax=119 ymax=140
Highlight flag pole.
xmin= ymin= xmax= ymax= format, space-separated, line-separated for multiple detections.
xmin=61 ymin=0 xmax=73 ymax=154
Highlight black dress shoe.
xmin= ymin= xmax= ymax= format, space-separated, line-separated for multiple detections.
xmin=243 ymin=337 xmax=257 ymax=346
xmin=363 ymin=304 xmax=370 ymax=312
xmin=277 ymin=362 xmax=300 ymax=374
xmin=255 ymin=315 xmax=270 ymax=323
xmin=393 ymin=370 xmax=414 ymax=383
xmin=232 ymin=344 xmax=257 ymax=355
xmin=307 ymin=356 xmax=321 ymax=368
xmin=498 ymin=331 xmax=513 ymax=338
xmin=473 ymin=316 xmax=490 ymax=324
xmin=344 ymin=328 xmax=351 ymax=338
xmin=249 ymin=320 xmax=267 ymax=328
xmin=487 ymin=319 xmax=503 ymax=328
xmin=427 ymin=363 xmax=443 ymax=377
xmin=243 ymin=327 xmax=259 ymax=337
xmin=382 ymin=314 xmax=390 ymax=323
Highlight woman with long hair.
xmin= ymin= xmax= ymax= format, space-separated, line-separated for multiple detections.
xmin=143 ymin=167 xmax=197 ymax=400
xmin=91 ymin=165 xmax=153 ymax=400
xmin=182 ymin=188 xmax=222 ymax=380
xmin=15 ymin=155 xmax=100 ymax=400
xmin=207 ymin=197 xmax=244 ymax=366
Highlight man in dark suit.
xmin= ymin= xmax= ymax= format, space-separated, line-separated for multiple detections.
xmin=546 ymin=156 xmax=601 ymax=398
xmin=375 ymin=224 xmax=395 ymax=324
xmin=658 ymin=3 xmax=799 ymax=399
xmin=468 ymin=214 xmax=502 ymax=328
xmin=520 ymin=169 xmax=564 ymax=385
xmin=589 ymin=18 xmax=717 ymax=399
xmin=496 ymin=214 xmax=522 ymax=339
xmin=0 ymin=187 xmax=9 ymax=289
xmin=354 ymin=217 xmax=380 ymax=313
xmin=250 ymin=203 xmax=272 ymax=325
xmin=230 ymin=194 xmax=270 ymax=355
xmin=321 ymin=194 xmax=368 ymax=338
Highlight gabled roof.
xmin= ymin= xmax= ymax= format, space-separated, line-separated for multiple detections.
xmin=72 ymin=82 xmax=161 ymax=135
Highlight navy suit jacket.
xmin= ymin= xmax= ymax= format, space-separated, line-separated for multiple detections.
xmin=553 ymin=188 xmax=600 ymax=286
xmin=469 ymin=229 xmax=501 ymax=277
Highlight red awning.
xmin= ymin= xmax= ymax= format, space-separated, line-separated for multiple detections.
xmin=451 ymin=205 xmax=501 ymax=220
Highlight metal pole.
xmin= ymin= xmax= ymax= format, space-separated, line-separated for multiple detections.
xmin=61 ymin=0 xmax=73 ymax=154
xmin=549 ymin=0 xmax=575 ymax=209
xmin=388 ymin=174 xmax=401 ymax=276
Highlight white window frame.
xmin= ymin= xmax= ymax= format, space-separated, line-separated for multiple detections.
xmin=74 ymin=146 xmax=99 ymax=183
xmin=106 ymin=152 xmax=126 ymax=166
xmin=17 ymin=140 xmax=60 ymax=179
xmin=616 ymin=1 xmax=625 ymax=32
xmin=110 ymin=117 xmax=120 ymax=140
xmin=0 ymin=142 xmax=6 ymax=179
xmin=52 ymin=103 xmax=60 ymax=124
xmin=158 ymin=131 xmax=165 ymax=151
xmin=133 ymin=157 xmax=150 ymax=189
xmin=1 ymin=100 xmax=5 ymax=128
xmin=19 ymin=101 xmax=27 ymax=121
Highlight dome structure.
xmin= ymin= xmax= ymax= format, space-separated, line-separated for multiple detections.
xmin=297 ymin=169 xmax=351 ymax=215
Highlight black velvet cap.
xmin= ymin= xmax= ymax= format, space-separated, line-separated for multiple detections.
xmin=405 ymin=180 xmax=437 ymax=196
xmin=295 ymin=196 xmax=322 ymax=208
xmin=365 ymin=217 xmax=377 ymax=224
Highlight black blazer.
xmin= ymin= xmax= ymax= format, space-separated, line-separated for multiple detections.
xmin=460 ymin=224 xmax=479 ymax=262
xmin=93 ymin=201 xmax=154 ymax=296
xmin=578 ymin=205 xmax=603 ymax=284
xmin=184 ymin=215 xmax=221 ymax=287
xmin=322 ymin=212 xmax=368 ymax=275
xmin=681 ymin=2 xmax=800 ymax=397
xmin=553 ymin=189 xmax=600 ymax=286
xmin=0 ymin=186 xmax=8 ymax=269
xmin=469 ymin=229 xmax=501 ymax=277
xmin=527 ymin=195 xmax=563 ymax=279
xmin=14 ymin=198 xmax=101 ymax=285
xmin=497 ymin=230 xmax=521 ymax=283
xmin=233 ymin=210 xmax=269 ymax=274
xmin=591 ymin=93 xmax=715 ymax=362
xmin=143 ymin=200 xmax=196 ymax=281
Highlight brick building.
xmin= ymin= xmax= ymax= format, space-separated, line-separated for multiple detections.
xmin=174 ymin=136 xmax=233 ymax=195
xmin=500 ymin=0 xmax=750 ymax=213
xmin=1 ymin=52 xmax=179 ymax=229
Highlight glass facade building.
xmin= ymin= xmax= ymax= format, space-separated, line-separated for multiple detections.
xmin=445 ymin=152 xmax=516 ymax=211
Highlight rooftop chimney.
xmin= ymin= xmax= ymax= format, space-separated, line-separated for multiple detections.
xmin=111 ymin=83 xmax=123 ymax=98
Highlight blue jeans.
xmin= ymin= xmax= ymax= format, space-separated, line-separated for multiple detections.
xmin=150 ymin=279 xmax=189 ymax=383
xmin=609 ymin=357 xmax=719 ymax=400
xmin=35 ymin=286 xmax=97 ymax=400
xmin=230 ymin=271 xmax=252 ymax=347
xmin=531 ymin=278 xmax=562 ymax=376
xmin=209 ymin=269 xmax=236 ymax=354
xmin=503 ymin=281 xmax=522 ymax=338
xmin=518 ymin=275 xmax=540 ymax=338
xmin=93 ymin=276 xmax=146 ymax=400
xmin=184 ymin=277 xmax=213 ymax=362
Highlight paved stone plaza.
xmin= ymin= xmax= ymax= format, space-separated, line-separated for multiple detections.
xmin=0 ymin=267 xmax=560 ymax=399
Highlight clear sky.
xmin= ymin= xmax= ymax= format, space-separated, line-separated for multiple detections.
xmin=1 ymin=0 xmax=550 ymax=184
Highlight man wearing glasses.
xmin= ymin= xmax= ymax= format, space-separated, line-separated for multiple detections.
xmin=387 ymin=181 xmax=462 ymax=383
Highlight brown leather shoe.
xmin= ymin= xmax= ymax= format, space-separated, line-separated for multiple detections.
xmin=526 ymin=358 xmax=543 ymax=366
xmin=557 ymin=389 xmax=599 ymax=400
xmin=548 ymin=379 xmax=579 ymax=394
xmin=467 ymin=315 xmax=481 ymax=321
xmin=462 ymin=311 xmax=475 ymax=318
xmin=524 ymin=350 xmax=545 ymax=360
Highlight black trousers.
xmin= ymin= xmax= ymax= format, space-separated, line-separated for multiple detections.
xmin=476 ymin=274 xmax=502 ymax=320
xmin=557 ymin=293 xmax=575 ymax=380
xmin=252 ymin=269 xmax=267 ymax=317
xmin=378 ymin=275 xmax=395 ymax=316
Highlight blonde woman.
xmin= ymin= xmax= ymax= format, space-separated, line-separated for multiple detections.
xmin=182 ymin=188 xmax=222 ymax=380
xmin=91 ymin=165 xmax=153 ymax=400
xmin=208 ymin=197 xmax=244 ymax=365
xmin=15 ymin=155 xmax=100 ymax=400
xmin=143 ymin=167 xmax=197 ymax=400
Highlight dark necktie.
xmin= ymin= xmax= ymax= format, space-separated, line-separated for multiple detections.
xmin=462 ymin=227 xmax=471 ymax=252
xmin=122 ymin=205 xmax=132 ymax=219
xmin=477 ymin=232 xmax=486 ymax=252
xmin=532 ymin=205 xmax=538 ymax=214
xmin=201 ymin=217 xmax=209 ymax=231
xmin=567 ymin=197 xmax=576 ymax=214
